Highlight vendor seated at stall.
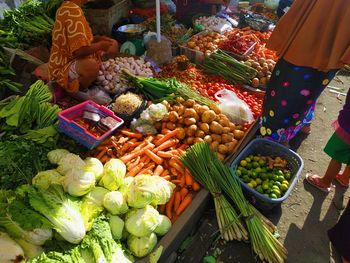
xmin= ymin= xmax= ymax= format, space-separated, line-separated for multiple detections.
xmin=175 ymin=0 xmax=229 ymax=27
xmin=48 ymin=0 xmax=118 ymax=94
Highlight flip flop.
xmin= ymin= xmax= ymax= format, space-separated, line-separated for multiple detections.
xmin=305 ymin=173 xmax=332 ymax=193
xmin=335 ymin=174 xmax=349 ymax=187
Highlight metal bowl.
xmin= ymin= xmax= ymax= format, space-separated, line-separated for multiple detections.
xmin=117 ymin=24 xmax=146 ymax=39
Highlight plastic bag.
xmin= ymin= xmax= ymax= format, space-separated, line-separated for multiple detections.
xmin=71 ymin=86 xmax=112 ymax=105
xmin=214 ymin=89 xmax=254 ymax=124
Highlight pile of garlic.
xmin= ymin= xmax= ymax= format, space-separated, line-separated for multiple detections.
xmin=96 ymin=57 xmax=153 ymax=94
xmin=194 ymin=16 xmax=232 ymax=33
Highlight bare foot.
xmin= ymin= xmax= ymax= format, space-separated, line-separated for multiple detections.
xmin=300 ymin=124 xmax=311 ymax=134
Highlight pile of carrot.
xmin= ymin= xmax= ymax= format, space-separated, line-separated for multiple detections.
xmin=89 ymin=127 xmax=201 ymax=222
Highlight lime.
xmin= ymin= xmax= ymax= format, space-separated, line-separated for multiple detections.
xmin=256 ymin=178 xmax=262 ymax=185
xmin=258 ymin=160 xmax=266 ymax=166
xmin=274 ymin=182 xmax=281 ymax=188
xmin=280 ymin=184 xmax=289 ymax=192
xmin=260 ymin=173 xmax=268 ymax=180
xmin=268 ymin=182 xmax=274 ymax=188
xmin=284 ymin=172 xmax=291 ymax=180
xmin=237 ymin=166 xmax=244 ymax=171
xmin=251 ymin=171 xmax=258 ymax=179
xmin=272 ymin=188 xmax=281 ymax=197
xmin=240 ymin=160 xmax=247 ymax=167
xmin=264 ymin=194 xmax=270 ymax=197
xmin=247 ymin=183 xmax=254 ymax=188
xmin=246 ymin=163 xmax=253 ymax=169
xmin=278 ymin=175 xmax=285 ymax=183
xmin=276 ymin=169 xmax=284 ymax=175
xmin=272 ymin=185 xmax=280 ymax=191
xmin=268 ymin=173 xmax=274 ymax=180
xmin=270 ymin=193 xmax=278 ymax=199
xmin=242 ymin=168 xmax=248 ymax=175
xmin=262 ymin=183 xmax=269 ymax=190
xmin=242 ymin=176 xmax=251 ymax=183
xmin=255 ymin=167 xmax=262 ymax=173
xmin=250 ymin=180 xmax=257 ymax=188
xmin=236 ymin=170 xmax=242 ymax=177
xmin=282 ymin=180 xmax=289 ymax=186
xmin=247 ymin=170 xmax=252 ymax=176
xmin=245 ymin=157 xmax=252 ymax=163
xmin=252 ymin=162 xmax=260 ymax=168
xmin=261 ymin=167 xmax=268 ymax=173
xmin=253 ymin=156 xmax=260 ymax=162
xmin=264 ymin=188 xmax=271 ymax=194
xmin=256 ymin=185 xmax=264 ymax=194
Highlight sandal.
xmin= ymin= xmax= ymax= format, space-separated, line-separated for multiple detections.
xmin=335 ymin=174 xmax=349 ymax=187
xmin=305 ymin=173 xmax=332 ymax=193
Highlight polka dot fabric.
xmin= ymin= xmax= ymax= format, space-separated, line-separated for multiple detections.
xmin=260 ymin=59 xmax=338 ymax=143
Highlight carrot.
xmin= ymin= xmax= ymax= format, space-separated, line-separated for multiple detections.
xmin=161 ymin=122 xmax=167 ymax=130
xmin=121 ymin=130 xmax=143 ymax=139
xmin=96 ymin=147 xmax=108 ymax=160
xmin=180 ymin=188 xmax=189 ymax=200
xmin=100 ymin=155 xmax=109 ymax=164
xmin=158 ymin=204 xmax=166 ymax=214
xmin=176 ymin=194 xmax=192 ymax=216
xmin=127 ymin=156 xmax=141 ymax=170
xmin=134 ymin=141 xmax=147 ymax=151
xmin=166 ymin=194 xmax=175 ymax=219
xmin=179 ymin=174 xmax=186 ymax=187
xmin=126 ymin=163 xmax=145 ymax=177
xmin=155 ymin=129 xmax=179 ymax=146
xmin=169 ymin=167 xmax=179 ymax=177
xmin=162 ymin=175 xmax=171 ymax=181
xmin=145 ymin=135 xmax=154 ymax=143
xmin=154 ymin=165 xmax=164 ymax=176
xmin=171 ymin=179 xmax=182 ymax=185
xmin=155 ymin=134 xmax=163 ymax=140
xmin=173 ymin=191 xmax=181 ymax=213
xmin=137 ymin=164 xmax=156 ymax=176
xmin=107 ymin=148 xmax=114 ymax=157
xmin=153 ymin=139 xmax=178 ymax=153
xmin=144 ymin=149 xmax=163 ymax=165
xmin=120 ymin=148 xmax=145 ymax=163
xmin=169 ymin=158 xmax=184 ymax=174
xmin=171 ymin=213 xmax=179 ymax=224
xmin=192 ymin=181 xmax=201 ymax=192
xmin=160 ymin=169 xmax=169 ymax=177
xmin=185 ymin=171 xmax=194 ymax=186
xmin=157 ymin=151 xmax=175 ymax=158
xmin=140 ymin=155 xmax=151 ymax=164
xmin=178 ymin=144 xmax=188 ymax=150
xmin=120 ymin=142 xmax=131 ymax=154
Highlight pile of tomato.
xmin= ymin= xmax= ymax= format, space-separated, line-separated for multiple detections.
xmin=192 ymin=81 xmax=263 ymax=120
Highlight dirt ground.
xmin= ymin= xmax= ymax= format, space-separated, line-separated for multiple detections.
xmin=177 ymin=72 xmax=350 ymax=263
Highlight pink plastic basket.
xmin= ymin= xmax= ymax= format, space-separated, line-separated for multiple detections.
xmin=58 ymin=100 xmax=124 ymax=149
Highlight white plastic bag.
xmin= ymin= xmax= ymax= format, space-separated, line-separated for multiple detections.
xmin=214 ymin=89 xmax=254 ymax=124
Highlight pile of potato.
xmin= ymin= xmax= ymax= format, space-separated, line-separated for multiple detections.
xmin=185 ymin=31 xmax=226 ymax=56
xmin=243 ymin=57 xmax=276 ymax=88
xmin=158 ymin=97 xmax=245 ymax=160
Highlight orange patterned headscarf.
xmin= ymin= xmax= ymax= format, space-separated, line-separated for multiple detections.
xmin=48 ymin=1 xmax=99 ymax=93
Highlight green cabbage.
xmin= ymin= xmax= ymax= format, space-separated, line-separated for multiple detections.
xmin=149 ymin=245 xmax=163 ymax=263
xmin=99 ymin=159 xmax=126 ymax=191
xmin=119 ymin=177 xmax=134 ymax=200
xmin=103 ymin=191 xmax=128 ymax=215
xmin=62 ymin=169 xmax=96 ymax=197
xmin=0 ymin=197 xmax=53 ymax=246
xmin=81 ymin=187 xmax=109 ymax=231
xmin=109 ymin=215 xmax=124 ymax=240
xmin=84 ymin=157 xmax=104 ymax=181
xmin=127 ymin=175 xmax=175 ymax=208
xmin=154 ymin=215 xmax=171 ymax=236
xmin=28 ymin=185 xmax=86 ymax=244
xmin=47 ymin=149 xmax=70 ymax=165
xmin=32 ymin=170 xmax=63 ymax=190
xmin=125 ymin=205 xmax=160 ymax=237
xmin=127 ymin=233 xmax=157 ymax=258
xmin=56 ymin=153 xmax=85 ymax=176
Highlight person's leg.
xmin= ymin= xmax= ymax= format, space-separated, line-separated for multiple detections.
xmin=336 ymin=165 xmax=350 ymax=186
xmin=75 ymin=58 xmax=100 ymax=90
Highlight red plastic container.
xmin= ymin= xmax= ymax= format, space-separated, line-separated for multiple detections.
xmin=58 ymin=100 xmax=124 ymax=149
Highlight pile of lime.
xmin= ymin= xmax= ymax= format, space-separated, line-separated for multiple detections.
xmin=235 ymin=155 xmax=292 ymax=199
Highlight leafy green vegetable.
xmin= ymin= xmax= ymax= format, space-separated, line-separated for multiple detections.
xmin=84 ymin=157 xmax=104 ymax=181
xmin=125 ymin=205 xmax=161 ymax=237
xmin=62 ymin=169 xmax=96 ymax=197
xmin=127 ymin=233 xmax=157 ymax=258
xmin=28 ymin=185 xmax=86 ymax=244
xmin=103 ymin=191 xmax=128 ymax=215
xmin=109 ymin=215 xmax=124 ymax=240
xmin=154 ymin=215 xmax=171 ymax=236
xmin=56 ymin=153 xmax=85 ymax=176
xmin=99 ymin=159 xmax=126 ymax=191
xmin=32 ymin=170 xmax=63 ymax=190
xmin=47 ymin=149 xmax=70 ymax=165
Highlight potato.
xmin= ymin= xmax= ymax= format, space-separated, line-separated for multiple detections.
xmin=198 ymin=105 xmax=210 ymax=115
xmin=199 ymin=122 xmax=210 ymax=134
xmin=229 ymin=123 xmax=236 ymax=131
xmin=177 ymin=105 xmax=185 ymax=116
xmin=186 ymin=124 xmax=197 ymax=137
xmin=193 ymin=138 xmax=204 ymax=144
xmin=178 ymin=116 xmax=184 ymax=124
xmin=201 ymin=110 xmax=216 ymax=123
xmin=203 ymin=135 xmax=213 ymax=144
xmin=209 ymin=121 xmax=223 ymax=134
xmin=161 ymin=100 xmax=171 ymax=109
xmin=176 ymin=128 xmax=186 ymax=140
xmin=251 ymin=78 xmax=260 ymax=88
xmin=193 ymin=104 xmax=202 ymax=113
xmin=166 ymin=122 xmax=177 ymax=130
xmin=169 ymin=111 xmax=179 ymax=123
xmin=218 ymin=118 xmax=230 ymax=127
xmin=162 ymin=113 xmax=170 ymax=122
xmin=183 ymin=99 xmax=195 ymax=108
xmin=233 ymin=129 xmax=245 ymax=139
xmin=217 ymin=153 xmax=225 ymax=161
xmin=226 ymin=140 xmax=238 ymax=152
xmin=176 ymin=97 xmax=185 ymax=104
xmin=154 ymin=122 xmax=162 ymax=130
xmin=183 ymin=108 xmax=197 ymax=118
xmin=211 ymin=134 xmax=222 ymax=143
xmin=210 ymin=141 xmax=219 ymax=151
xmin=209 ymin=103 xmax=221 ymax=114
xmin=195 ymin=130 xmax=206 ymax=138
xmin=184 ymin=117 xmax=196 ymax=126
xmin=222 ymin=133 xmax=234 ymax=143
xmin=222 ymin=127 xmax=231 ymax=134
xmin=186 ymin=137 xmax=195 ymax=145
xmin=218 ymin=144 xmax=228 ymax=154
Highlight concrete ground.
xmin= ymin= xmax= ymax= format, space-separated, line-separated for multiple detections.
xmin=177 ymin=72 xmax=350 ymax=263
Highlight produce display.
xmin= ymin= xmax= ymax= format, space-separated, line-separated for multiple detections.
xmin=185 ymin=31 xmax=226 ymax=56
xmin=244 ymin=57 xmax=276 ymax=88
xmin=96 ymin=57 xmax=153 ymax=94
xmin=194 ymin=16 xmax=233 ymax=33
xmin=111 ymin=92 xmax=144 ymax=116
xmin=235 ymin=155 xmax=291 ymax=199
